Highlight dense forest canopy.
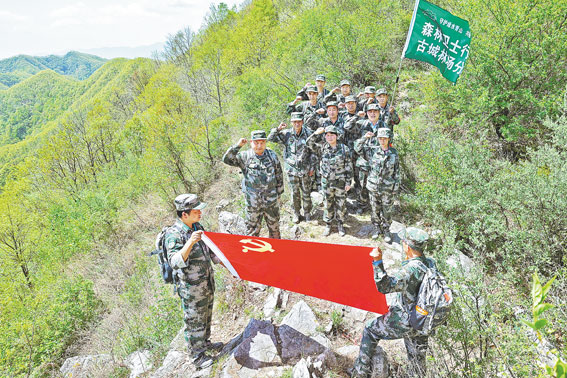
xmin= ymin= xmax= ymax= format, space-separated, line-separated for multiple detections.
xmin=0 ymin=0 xmax=565 ymax=376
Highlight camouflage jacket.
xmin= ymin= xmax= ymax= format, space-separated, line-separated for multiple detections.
xmin=307 ymin=134 xmax=353 ymax=183
xmin=317 ymin=116 xmax=346 ymax=136
xmin=222 ymin=146 xmax=284 ymax=207
xmin=376 ymin=104 xmax=400 ymax=129
xmin=286 ymin=101 xmax=324 ymax=130
xmin=354 ymin=137 xmax=400 ymax=193
xmin=347 ymin=119 xmax=383 ymax=169
xmin=165 ymin=219 xmax=217 ymax=286
xmin=342 ymin=112 xmax=363 ymax=150
xmin=373 ymin=257 xmax=436 ymax=316
xmin=267 ymin=126 xmax=315 ymax=177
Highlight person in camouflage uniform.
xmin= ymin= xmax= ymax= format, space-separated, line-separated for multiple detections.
xmin=375 ymin=88 xmax=400 ymax=141
xmin=324 ymin=79 xmax=353 ymax=105
xmin=307 ymin=125 xmax=353 ymax=236
xmin=316 ymin=101 xmax=346 ymax=137
xmin=350 ymin=227 xmax=433 ymax=378
xmin=357 ymin=86 xmax=377 ymax=114
xmin=341 ymin=95 xmax=363 ymax=202
xmin=294 ymin=74 xmax=330 ymax=104
xmin=222 ymin=130 xmax=284 ymax=238
xmin=345 ymin=103 xmax=385 ymax=212
xmin=355 ymin=128 xmax=400 ymax=241
xmin=287 ymin=85 xmax=325 ymax=131
xmin=268 ymin=112 xmax=315 ymax=223
xmin=165 ymin=194 xmax=223 ymax=369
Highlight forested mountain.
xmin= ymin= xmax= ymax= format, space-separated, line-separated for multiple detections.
xmin=0 ymin=51 xmax=106 ymax=88
xmin=0 ymin=0 xmax=565 ymax=376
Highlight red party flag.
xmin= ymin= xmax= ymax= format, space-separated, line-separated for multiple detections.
xmin=202 ymin=232 xmax=388 ymax=314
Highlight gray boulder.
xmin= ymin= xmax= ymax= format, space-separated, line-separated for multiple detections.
xmin=218 ymin=211 xmax=247 ymax=235
xmin=60 ymin=354 xmax=114 ymax=378
xmin=280 ymin=300 xmax=319 ymax=336
xmin=126 ymin=350 xmax=152 ymax=378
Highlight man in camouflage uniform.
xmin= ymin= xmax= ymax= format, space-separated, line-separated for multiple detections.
xmin=375 ymin=88 xmax=400 ymax=141
xmin=316 ymin=101 xmax=346 ymax=137
xmin=307 ymin=125 xmax=353 ymax=236
xmin=357 ymin=86 xmax=377 ymax=114
xmin=350 ymin=227 xmax=433 ymax=378
xmin=345 ymin=103 xmax=385 ymax=212
xmin=355 ymin=128 xmax=400 ymax=241
xmin=223 ymin=130 xmax=284 ymax=238
xmin=341 ymin=95 xmax=363 ymax=201
xmin=324 ymin=79 xmax=353 ymax=105
xmin=165 ymin=194 xmax=223 ymax=369
xmin=268 ymin=112 xmax=315 ymax=223
xmin=295 ymin=74 xmax=330 ymax=104
xmin=287 ymin=85 xmax=325 ymax=131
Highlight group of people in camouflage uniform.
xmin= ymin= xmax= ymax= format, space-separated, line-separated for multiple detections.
xmin=224 ymin=74 xmax=401 ymax=241
xmin=165 ymin=75 xmax=434 ymax=376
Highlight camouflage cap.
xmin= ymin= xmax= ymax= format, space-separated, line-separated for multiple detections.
xmin=401 ymin=227 xmax=429 ymax=252
xmin=344 ymin=95 xmax=357 ymax=103
xmin=174 ymin=193 xmax=207 ymax=212
xmin=315 ymin=74 xmax=326 ymax=81
xmin=376 ymin=88 xmax=388 ymax=96
xmin=367 ymin=103 xmax=380 ymax=111
xmin=326 ymin=101 xmax=339 ymax=108
xmin=364 ymin=86 xmax=376 ymax=94
xmin=339 ymin=79 xmax=351 ymax=87
xmin=290 ymin=112 xmax=303 ymax=121
xmin=306 ymin=85 xmax=318 ymax=93
xmin=250 ymin=130 xmax=267 ymax=140
xmin=324 ymin=125 xmax=338 ymax=134
xmin=376 ymin=128 xmax=390 ymax=138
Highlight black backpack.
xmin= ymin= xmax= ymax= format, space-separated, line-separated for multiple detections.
xmin=409 ymin=260 xmax=453 ymax=335
xmin=149 ymin=226 xmax=175 ymax=284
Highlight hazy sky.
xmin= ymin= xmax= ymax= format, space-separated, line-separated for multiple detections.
xmin=0 ymin=0 xmax=242 ymax=59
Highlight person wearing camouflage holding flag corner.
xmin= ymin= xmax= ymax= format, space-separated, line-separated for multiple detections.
xmin=268 ymin=112 xmax=315 ymax=223
xmin=165 ymin=194 xmax=224 ymax=369
xmin=354 ymin=127 xmax=400 ymax=241
xmin=350 ymin=227 xmax=434 ymax=378
xmin=223 ymin=130 xmax=284 ymax=238
xmin=307 ymin=125 xmax=353 ymax=236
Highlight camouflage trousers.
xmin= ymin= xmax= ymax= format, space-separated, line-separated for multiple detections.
xmin=322 ymin=179 xmax=347 ymax=225
xmin=288 ymin=173 xmax=313 ymax=216
xmin=177 ymin=277 xmax=215 ymax=357
xmin=358 ymin=169 xmax=370 ymax=208
xmin=369 ymin=191 xmax=394 ymax=230
xmin=246 ymin=203 xmax=281 ymax=239
xmin=352 ymin=313 xmax=428 ymax=378
xmin=352 ymin=156 xmax=362 ymax=197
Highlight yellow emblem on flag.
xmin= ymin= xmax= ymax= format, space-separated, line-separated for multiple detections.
xmin=239 ymin=239 xmax=275 ymax=253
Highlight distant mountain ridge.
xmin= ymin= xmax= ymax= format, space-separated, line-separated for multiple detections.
xmin=0 ymin=51 xmax=107 ymax=88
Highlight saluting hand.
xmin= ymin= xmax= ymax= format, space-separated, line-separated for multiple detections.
xmin=315 ymin=127 xmax=325 ymax=135
xmin=316 ymin=108 xmax=326 ymax=115
xmin=278 ymin=122 xmax=287 ymax=131
xmin=332 ymin=87 xmax=340 ymax=94
xmin=293 ymin=96 xmax=302 ymax=104
xmin=364 ymin=131 xmax=374 ymax=138
xmin=357 ymin=111 xmax=366 ymax=118
xmin=237 ymin=138 xmax=248 ymax=147
xmin=345 ymin=185 xmax=352 ymax=192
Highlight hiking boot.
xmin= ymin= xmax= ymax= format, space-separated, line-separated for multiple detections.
xmin=337 ymin=223 xmax=346 ymax=237
xmin=322 ymin=224 xmax=332 ymax=236
xmin=371 ymin=225 xmax=382 ymax=240
xmin=292 ymin=213 xmax=301 ymax=224
xmin=304 ymin=212 xmax=311 ymax=221
xmin=193 ymin=353 xmax=214 ymax=370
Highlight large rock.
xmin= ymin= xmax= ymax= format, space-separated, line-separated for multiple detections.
xmin=150 ymin=351 xmax=186 ymax=378
xmin=218 ymin=211 xmax=247 ymax=235
xmin=292 ymin=358 xmax=311 ymax=378
xmin=446 ymin=249 xmax=474 ymax=277
xmin=280 ymin=300 xmax=319 ymax=336
xmin=126 ymin=350 xmax=152 ymax=378
xmin=278 ymin=325 xmax=327 ymax=362
xmin=60 ymin=354 xmax=114 ymax=378
xmin=263 ymin=288 xmax=282 ymax=318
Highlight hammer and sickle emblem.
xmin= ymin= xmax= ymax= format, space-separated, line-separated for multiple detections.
xmin=239 ymin=239 xmax=275 ymax=253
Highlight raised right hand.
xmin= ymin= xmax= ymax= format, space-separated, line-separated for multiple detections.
xmin=237 ymin=138 xmax=248 ymax=147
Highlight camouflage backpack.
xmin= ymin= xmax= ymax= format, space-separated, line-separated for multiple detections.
xmin=149 ymin=226 xmax=175 ymax=284
xmin=409 ymin=261 xmax=453 ymax=335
